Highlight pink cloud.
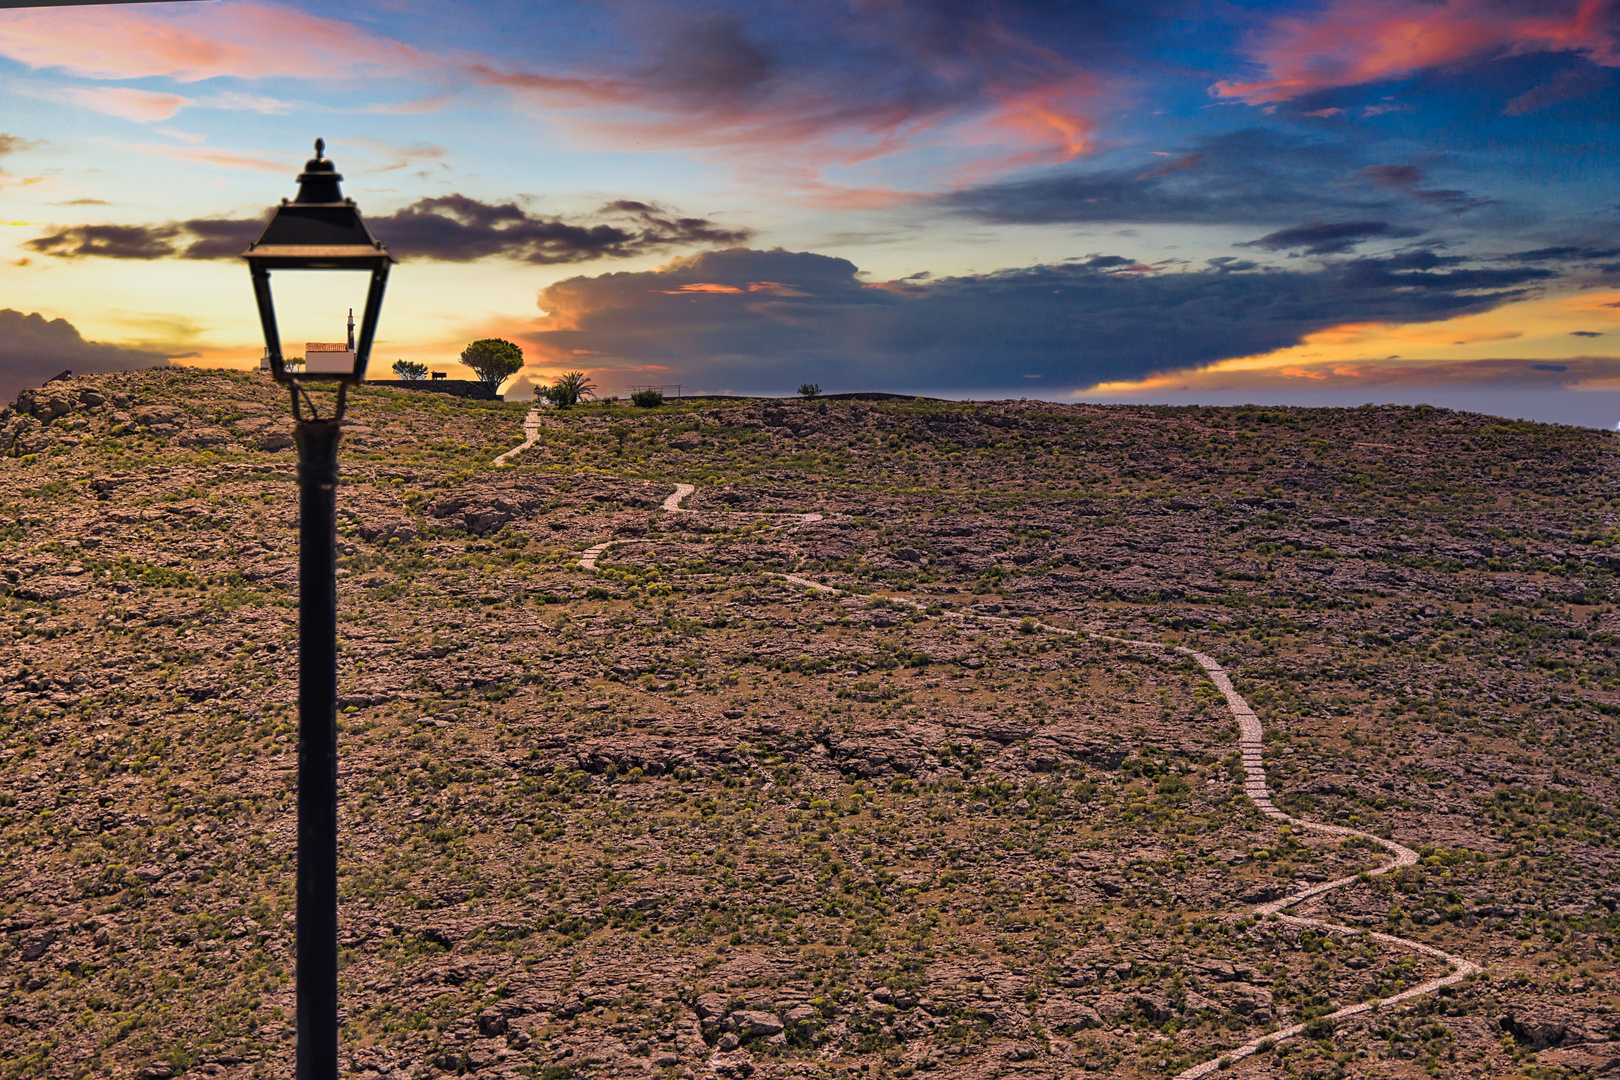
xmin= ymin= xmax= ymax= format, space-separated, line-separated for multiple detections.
xmin=1212 ymin=0 xmax=1620 ymax=104
xmin=0 ymin=1 xmax=436 ymax=83
xmin=51 ymin=86 xmax=188 ymax=122
xmin=114 ymin=142 xmax=288 ymax=172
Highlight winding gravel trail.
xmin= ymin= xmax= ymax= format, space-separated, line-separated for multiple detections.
xmin=569 ymin=475 xmax=1482 ymax=1073
xmin=493 ymin=407 xmax=543 ymax=467
xmin=577 ymin=482 xmax=822 ymax=571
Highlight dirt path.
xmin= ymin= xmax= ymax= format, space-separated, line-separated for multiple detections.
xmin=493 ymin=407 xmax=542 ymax=466
xmin=574 ymin=476 xmax=1483 ymax=1073
xmin=577 ymin=483 xmax=822 ymax=571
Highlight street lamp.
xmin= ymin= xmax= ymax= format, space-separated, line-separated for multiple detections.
xmin=242 ymin=139 xmax=394 ymax=1080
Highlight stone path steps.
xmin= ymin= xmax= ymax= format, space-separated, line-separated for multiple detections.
xmin=578 ymin=541 xmax=614 ymax=572
xmin=568 ymin=473 xmax=1483 ymax=1076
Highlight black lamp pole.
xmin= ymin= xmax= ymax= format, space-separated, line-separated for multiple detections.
xmin=242 ymin=139 xmax=394 ymax=1080
xmin=295 ymin=417 xmax=341 ymax=1079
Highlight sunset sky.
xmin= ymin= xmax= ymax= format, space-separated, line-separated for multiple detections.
xmin=2 ymin=0 xmax=1618 ymax=423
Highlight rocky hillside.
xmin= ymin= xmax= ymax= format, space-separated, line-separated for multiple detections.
xmin=0 ymin=368 xmax=1617 ymax=1080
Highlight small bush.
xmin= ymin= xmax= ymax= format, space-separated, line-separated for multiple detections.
xmin=632 ymin=389 xmax=664 ymax=408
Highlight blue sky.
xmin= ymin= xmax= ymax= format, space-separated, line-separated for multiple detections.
xmin=1 ymin=0 xmax=1618 ymax=423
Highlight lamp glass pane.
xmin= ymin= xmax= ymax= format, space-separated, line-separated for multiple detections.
xmin=261 ymin=271 xmax=372 ymax=373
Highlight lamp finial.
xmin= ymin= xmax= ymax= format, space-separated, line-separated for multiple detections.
xmin=315 ymin=137 xmax=325 ymax=160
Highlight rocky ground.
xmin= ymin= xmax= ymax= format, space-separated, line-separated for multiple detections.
xmin=0 ymin=369 xmax=1617 ymax=1080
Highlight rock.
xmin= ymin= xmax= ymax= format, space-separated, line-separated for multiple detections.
xmin=708 ymin=1048 xmax=753 ymax=1076
xmin=1182 ymin=991 xmax=1221 ymax=1014
xmin=463 ymin=508 xmax=514 ymax=535
xmin=1213 ymin=984 xmax=1273 ymax=1016
xmin=259 ymin=425 xmax=295 ymax=451
xmin=1038 ymin=1000 xmax=1102 ymax=1032
xmin=1095 ymin=993 xmax=1132 ymax=1021
xmin=477 ymin=1010 xmax=507 ymax=1036
xmin=177 ymin=427 xmax=231 ymax=448
xmin=132 ymin=404 xmax=186 ymax=431
xmin=1502 ymin=1006 xmax=1580 ymax=1049
xmin=695 ymin=992 xmax=731 ymax=1020
xmin=727 ymin=1010 xmax=784 ymax=1038
xmin=1131 ymin=992 xmax=1176 ymax=1023
xmin=16 ymin=388 xmax=72 ymax=421
xmin=2 ymin=415 xmax=47 ymax=456
xmin=716 ymin=1032 xmax=740 ymax=1051
xmin=19 ymin=930 xmax=56 ymax=962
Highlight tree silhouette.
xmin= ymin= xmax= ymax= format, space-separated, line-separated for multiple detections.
xmin=459 ymin=338 xmax=524 ymax=392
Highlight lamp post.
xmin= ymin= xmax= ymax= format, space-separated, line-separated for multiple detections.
xmin=242 ymin=139 xmax=395 ymax=1080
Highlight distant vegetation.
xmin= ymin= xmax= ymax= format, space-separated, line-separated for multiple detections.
xmin=391 ymin=359 xmax=429 ymax=381
xmin=631 ymin=388 xmax=664 ymax=408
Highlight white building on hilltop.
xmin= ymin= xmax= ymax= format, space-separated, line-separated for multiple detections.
xmin=261 ymin=309 xmax=355 ymax=374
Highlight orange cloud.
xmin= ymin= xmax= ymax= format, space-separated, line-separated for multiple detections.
xmin=1212 ymin=0 xmax=1620 ymax=104
xmin=659 ymin=282 xmax=746 ymax=295
xmin=656 ymin=281 xmax=812 ymax=297
xmin=1085 ymin=289 xmax=1620 ymax=397
xmin=1092 ymin=353 xmax=1620 ymax=395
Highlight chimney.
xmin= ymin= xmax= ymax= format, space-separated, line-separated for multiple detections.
xmin=347 ymin=307 xmax=355 ymax=351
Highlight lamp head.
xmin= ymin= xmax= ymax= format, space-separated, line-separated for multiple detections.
xmin=243 ymin=139 xmax=395 ymax=388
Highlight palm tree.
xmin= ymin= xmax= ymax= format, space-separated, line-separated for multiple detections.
xmin=548 ymin=371 xmax=597 ymax=409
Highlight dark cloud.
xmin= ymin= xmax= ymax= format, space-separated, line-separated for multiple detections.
xmin=940 ymin=130 xmax=1395 ymax=226
xmin=529 ymin=246 xmax=1558 ymax=395
xmin=27 ymin=224 xmax=184 ymax=260
xmin=369 ymin=196 xmax=751 ymax=264
xmin=26 ymin=217 xmax=264 ymax=261
xmin=25 ymin=197 xmax=749 ymax=265
xmin=1503 ymin=245 xmax=1620 ymax=262
xmin=177 ymin=217 xmax=271 ymax=260
xmin=1244 ymin=221 xmax=1413 ymax=256
xmin=941 ymin=131 xmax=1515 ymax=231
xmin=1570 ymin=330 xmax=1604 ymax=337
xmin=0 ymin=309 xmax=170 ymax=407
xmin=1356 ymin=164 xmax=1493 ymax=214
xmin=639 ymin=10 xmax=776 ymax=106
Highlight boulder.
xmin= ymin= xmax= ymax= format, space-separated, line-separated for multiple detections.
xmin=727 ymin=1010 xmax=784 ymax=1038
xmin=1037 ymin=1000 xmax=1102 ymax=1032
xmin=1502 ymin=1005 xmax=1581 ymax=1050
